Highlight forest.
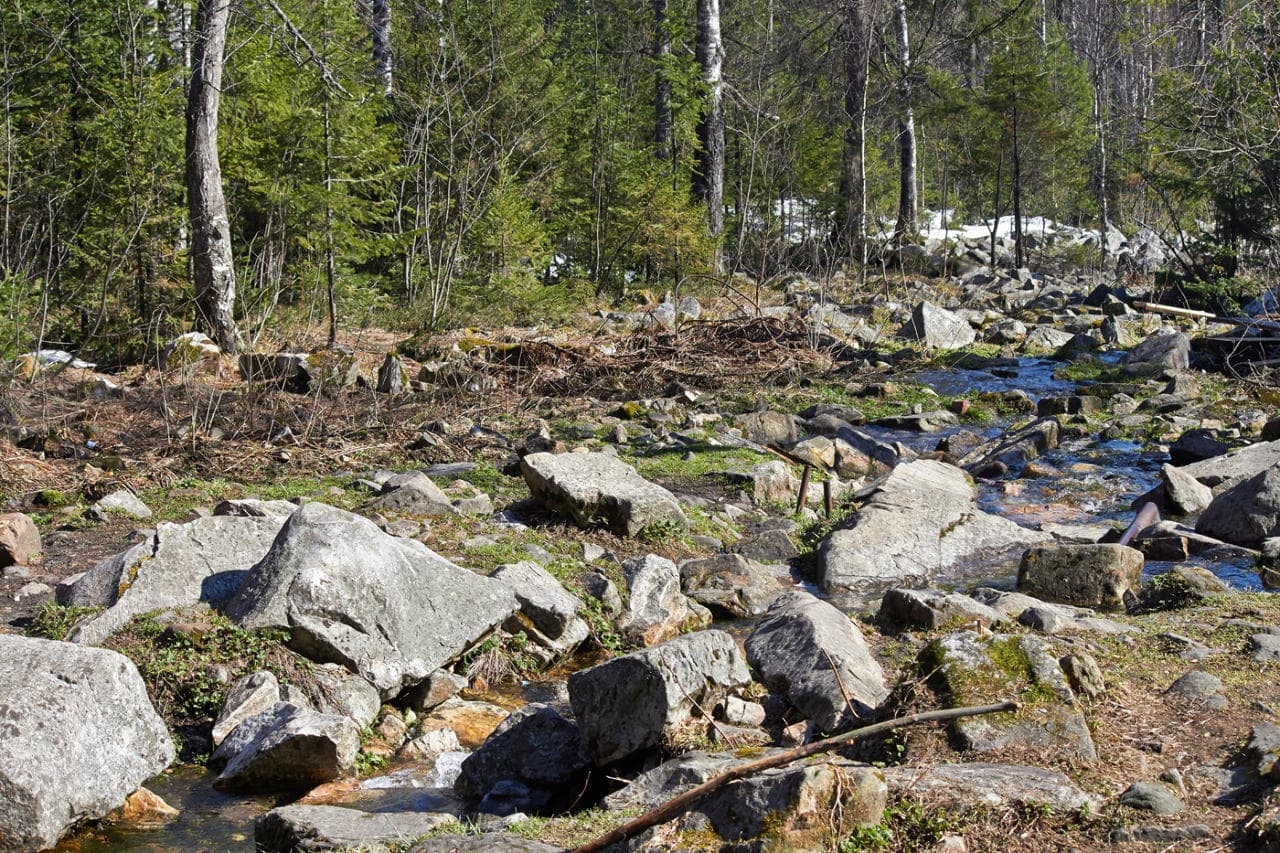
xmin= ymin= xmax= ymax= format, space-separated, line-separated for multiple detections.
xmin=1 ymin=0 xmax=1277 ymax=362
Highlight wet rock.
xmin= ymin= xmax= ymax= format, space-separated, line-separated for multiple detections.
xmin=256 ymin=804 xmax=458 ymax=852
xmin=679 ymin=553 xmax=786 ymax=619
xmin=1025 ymin=326 xmax=1076 ymax=351
xmin=619 ymin=555 xmax=712 ymax=646
xmin=227 ymin=502 xmax=518 ymax=699
xmin=568 ymin=630 xmax=750 ymax=765
xmin=65 ymin=514 xmax=290 ymax=645
xmin=882 ymin=762 xmax=1099 ymax=813
xmin=519 ymin=451 xmax=686 ymax=537
xmin=900 ymin=301 xmax=976 ymax=349
xmin=214 ymin=703 xmax=360 ymax=793
xmin=921 ymin=631 xmax=1096 ymax=761
xmin=878 ymin=587 xmax=1008 ymax=631
xmin=871 ymin=410 xmax=959 ymax=433
xmin=1036 ymin=395 xmax=1102 ymax=417
xmin=957 ymin=417 xmax=1060 ymax=478
xmin=1017 ymin=543 xmax=1144 ymax=610
xmin=492 ymin=561 xmax=589 ymax=658
xmin=0 ymin=635 xmax=175 ymax=851
xmin=1126 ymin=329 xmax=1190 ymax=372
xmin=1161 ymin=463 xmax=1213 ymax=515
xmin=0 ymin=512 xmax=40 ymax=567
xmin=425 ymin=698 xmax=509 ymax=749
xmin=455 ymin=704 xmax=590 ymax=814
xmin=733 ymin=410 xmax=802 ymax=445
xmin=799 ymin=402 xmax=866 ymax=427
xmin=109 ymin=787 xmax=179 ymax=827
xmin=745 ymin=590 xmax=888 ymax=734
xmin=1196 ymin=464 xmax=1280 ymax=547
xmin=1119 ymin=781 xmax=1184 ymax=815
xmin=819 ymin=460 xmax=1047 ymax=598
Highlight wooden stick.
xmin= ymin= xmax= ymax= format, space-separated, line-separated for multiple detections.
xmin=796 ymin=464 xmax=812 ymax=514
xmin=566 ymin=700 xmax=1018 ymax=853
xmin=1132 ymin=301 xmax=1219 ymax=321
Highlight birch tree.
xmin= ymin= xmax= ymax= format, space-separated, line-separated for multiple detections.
xmin=186 ymin=0 xmax=240 ymax=352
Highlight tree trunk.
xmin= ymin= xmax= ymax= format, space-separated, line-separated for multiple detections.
xmin=694 ymin=0 xmax=725 ymax=255
xmin=364 ymin=0 xmax=393 ymax=96
xmin=840 ymin=0 xmax=872 ymax=271
xmin=892 ymin=0 xmax=917 ymax=244
xmin=186 ymin=0 xmax=240 ymax=354
xmin=653 ymin=0 xmax=672 ymax=161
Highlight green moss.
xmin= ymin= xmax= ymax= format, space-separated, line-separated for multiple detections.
xmin=25 ymin=603 xmax=101 ymax=640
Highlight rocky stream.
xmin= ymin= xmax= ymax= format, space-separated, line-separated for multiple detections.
xmin=8 ymin=230 xmax=1280 ymax=851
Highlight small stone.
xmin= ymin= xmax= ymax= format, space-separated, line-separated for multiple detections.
xmin=1119 ymin=780 xmax=1183 ymax=815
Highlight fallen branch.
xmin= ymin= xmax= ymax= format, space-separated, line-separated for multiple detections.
xmin=1132 ymin=301 xmax=1219 ymax=321
xmin=566 ymin=700 xmax=1018 ymax=853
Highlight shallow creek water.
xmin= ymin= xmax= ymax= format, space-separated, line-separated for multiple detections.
xmin=61 ymin=355 xmax=1265 ymax=850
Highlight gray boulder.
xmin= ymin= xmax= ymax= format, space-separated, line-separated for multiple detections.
xmin=568 ymin=630 xmax=751 ymax=765
xmin=818 ymin=460 xmax=1047 ymax=598
xmin=520 ymin=452 xmax=686 ymax=537
xmin=310 ymin=663 xmax=382 ymax=728
xmin=226 ymin=502 xmax=518 ymax=699
xmin=455 ymin=703 xmax=590 ymax=814
xmin=1126 ymin=329 xmax=1190 ymax=372
xmin=921 ymin=631 xmax=1096 ymax=761
xmin=882 ymin=762 xmax=1099 ymax=813
xmin=643 ymin=758 xmax=885 ymax=852
xmin=407 ymin=836 xmax=559 ymax=853
xmin=679 ymin=553 xmax=786 ymax=618
xmin=878 ymin=587 xmax=1008 ymax=631
xmin=1017 ymin=543 xmax=1144 ymax=610
xmin=214 ymin=703 xmax=360 ymax=793
xmin=900 ymin=301 xmax=976 ymax=349
xmin=88 ymin=489 xmax=153 ymax=520
xmin=256 ymin=804 xmax=457 ymax=853
xmin=212 ymin=670 xmax=282 ymax=747
xmin=367 ymin=473 xmax=457 ymax=517
xmin=745 ymin=590 xmax=888 ymax=734
xmin=1196 ymin=464 xmax=1280 ymax=547
xmin=491 ymin=561 xmax=589 ymax=658
xmin=725 ymin=460 xmax=800 ymax=507
xmin=0 ymin=635 xmax=175 ymax=851
xmin=733 ymin=410 xmax=802 ymax=445
xmin=619 ymin=555 xmax=712 ymax=646
xmin=1178 ymin=438 xmax=1280 ymax=489
xmin=64 ymin=514 xmax=291 ymax=646
xmin=1161 ymin=463 xmax=1214 ymax=515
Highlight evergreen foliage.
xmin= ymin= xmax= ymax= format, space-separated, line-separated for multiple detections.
xmin=0 ymin=0 xmax=1273 ymax=353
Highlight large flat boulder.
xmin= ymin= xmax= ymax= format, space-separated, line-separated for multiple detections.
xmin=568 ymin=630 xmax=750 ymax=765
xmin=818 ymin=460 xmax=1047 ymax=598
xmin=226 ymin=502 xmax=518 ymax=698
xmin=1178 ymin=438 xmax=1280 ymax=490
xmin=519 ymin=451 xmax=686 ymax=537
xmin=64 ymin=514 xmax=291 ymax=645
xmin=921 ymin=631 xmax=1096 ymax=761
xmin=0 ymin=635 xmax=175 ymax=851
xmin=745 ymin=590 xmax=887 ymax=734
xmin=256 ymin=804 xmax=457 ymax=852
xmin=900 ymin=301 xmax=976 ymax=349
xmin=1196 ymin=463 xmax=1280 ymax=547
